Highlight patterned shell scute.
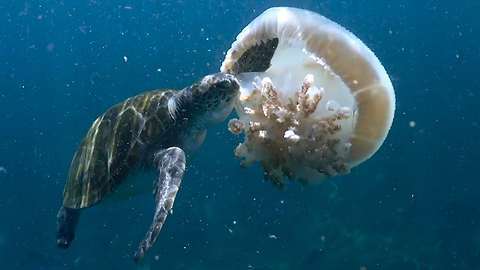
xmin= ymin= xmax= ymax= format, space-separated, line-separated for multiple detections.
xmin=63 ymin=90 xmax=176 ymax=208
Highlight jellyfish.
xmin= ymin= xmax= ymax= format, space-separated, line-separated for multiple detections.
xmin=222 ymin=7 xmax=395 ymax=189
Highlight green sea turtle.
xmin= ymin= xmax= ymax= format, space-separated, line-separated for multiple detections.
xmin=56 ymin=73 xmax=239 ymax=262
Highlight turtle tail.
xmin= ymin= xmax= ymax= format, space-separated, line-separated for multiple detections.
xmin=56 ymin=206 xmax=81 ymax=249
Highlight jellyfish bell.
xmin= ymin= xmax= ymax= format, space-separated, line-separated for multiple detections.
xmin=222 ymin=7 xmax=395 ymax=188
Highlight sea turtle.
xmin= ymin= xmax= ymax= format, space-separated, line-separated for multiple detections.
xmin=56 ymin=72 xmax=239 ymax=262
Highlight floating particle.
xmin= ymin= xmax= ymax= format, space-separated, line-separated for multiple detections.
xmin=46 ymin=43 xmax=54 ymax=52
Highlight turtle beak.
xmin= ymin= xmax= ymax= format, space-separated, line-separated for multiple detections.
xmin=216 ymin=78 xmax=234 ymax=89
xmin=214 ymin=73 xmax=240 ymax=100
xmin=212 ymin=73 xmax=239 ymax=88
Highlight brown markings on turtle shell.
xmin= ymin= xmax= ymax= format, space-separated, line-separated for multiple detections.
xmin=63 ymin=90 xmax=175 ymax=208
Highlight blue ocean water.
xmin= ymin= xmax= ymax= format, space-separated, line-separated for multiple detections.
xmin=0 ymin=0 xmax=479 ymax=269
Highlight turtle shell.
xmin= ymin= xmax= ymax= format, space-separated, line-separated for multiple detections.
xmin=63 ymin=90 xmax=175 ymax=209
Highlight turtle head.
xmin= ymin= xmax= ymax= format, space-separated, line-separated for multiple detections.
xmin=181 ymin=73 xmax=240 ymax=128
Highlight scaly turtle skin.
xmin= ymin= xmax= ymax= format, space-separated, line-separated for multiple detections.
xmin=56 ymin=73 xmax=239 ymax=262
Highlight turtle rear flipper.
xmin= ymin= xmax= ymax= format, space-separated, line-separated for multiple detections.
xmin=56 ymin=206 xmax=81 ymax=249
xmin=133 ymin=147 xmax=186 ymax=262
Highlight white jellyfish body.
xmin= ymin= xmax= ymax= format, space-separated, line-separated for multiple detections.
xmin=222 ymin=7 xmax=395 ymax=188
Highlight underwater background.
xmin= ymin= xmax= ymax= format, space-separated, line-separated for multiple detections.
xmin=0 ymin=0 xmax=479 ymax=269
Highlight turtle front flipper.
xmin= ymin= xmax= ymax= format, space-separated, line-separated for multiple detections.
xmin=133 ymin=146 xmax=186 ymax=262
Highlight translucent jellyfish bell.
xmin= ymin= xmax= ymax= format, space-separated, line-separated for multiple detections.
xmin=222 ymin=7 xmax=395 ymax=188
